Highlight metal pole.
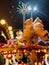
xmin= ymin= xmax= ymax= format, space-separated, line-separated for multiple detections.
xmin=31 ymin=10 xmax=32 ymax=18
xmin=23 ymin=13 xmax=25 ymax=30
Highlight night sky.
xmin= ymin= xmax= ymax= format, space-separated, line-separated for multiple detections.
xmin=0 ymin=0 xmax=49 ymax=31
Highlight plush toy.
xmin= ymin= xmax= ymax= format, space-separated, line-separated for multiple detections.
xmin=19 ymin=18 xmax=38 ymax=46
xmin=34 ymin=17 xmax=49 ymax=41
xmin=19 ymin=17 xmax=49 ymax=46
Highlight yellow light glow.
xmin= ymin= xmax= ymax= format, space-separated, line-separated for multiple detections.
xmin=43 ymin=49 xmax=46 ymax=53
xmin=1 ymin=31 xmax=6 ymax=39
xmin=8 ymin=54 xmax=12 ymax=57
xmin=9 ymin=31 xmax=13 ymax=34
xmin=38 ymin=62 xmax=42 ymax=65
xmin=9 ymin=31 xmax=14 ymax=39
xmin=8 ymin=26 xmax=12 ymax=31
xmin=13 ymin=50 xmax=16 ymax=53
xmin=10 ymin=35 xmax=14 ymax=39
xmin=0 ymin=19 xmax=6 ymax=25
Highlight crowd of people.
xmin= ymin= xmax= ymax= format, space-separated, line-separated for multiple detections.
xmin=2 ymin=50 xmax=49 ymax=65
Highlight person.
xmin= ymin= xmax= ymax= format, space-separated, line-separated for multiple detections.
xmin=15 ymin=30 xmax=25 ymax=46
xmin=7 ymin=38 xmax=14 ymax=47
xmin=16 ymin=30 xmax=23 ymax=40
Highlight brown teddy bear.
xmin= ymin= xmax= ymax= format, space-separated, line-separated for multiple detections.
xmin=34 ymin=17 xmax=49 ymax=41
xmin=19 ymin=18 xmax=38 ymax=46
xmin=19 ymin=17 xmax=49 ymax=46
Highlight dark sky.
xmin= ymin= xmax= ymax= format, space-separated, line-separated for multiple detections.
xmin=0 ymin=0 xmax=49 ymax=31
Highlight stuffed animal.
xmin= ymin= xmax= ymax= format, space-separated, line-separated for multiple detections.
xmin=19 ymin=18 xmax=38 ymax=46
xmin=19 ymin=17 xmax=49 ymax=46
xmin=34 ymin=17 xmax=49 ymax=41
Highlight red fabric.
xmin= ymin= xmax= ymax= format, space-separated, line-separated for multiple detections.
xmin=0 ymin=43 xmax=4 ymax=47
xmin=20 ymin=62 xmax=24 ymax=65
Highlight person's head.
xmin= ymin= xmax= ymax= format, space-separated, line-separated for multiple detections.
xmin=16 ymin=30 xmax=19 ymax=36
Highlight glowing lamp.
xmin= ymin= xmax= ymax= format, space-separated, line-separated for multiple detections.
xmin=27 ymin=6 xmax=32 ymax=11
xmin=0 ymin=19 xmax=6 ymax=25
xmin=8 ymin=26 xmax=12 ymax=31
xmin=33 ymin=6 xmax=37 ymax=11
